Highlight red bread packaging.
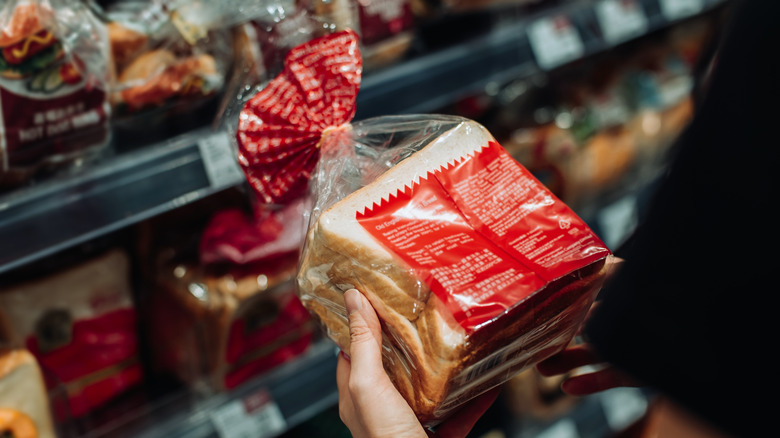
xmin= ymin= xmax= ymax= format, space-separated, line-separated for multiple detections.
xmin=0 ymin=249 xmax=142 ymax=420
xmin=149 ymin=199 xmax=315 ymax=391
xmin=236 ymin=30 xmax=612 ymax=426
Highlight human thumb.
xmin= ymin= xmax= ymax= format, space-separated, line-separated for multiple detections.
xmin=343 ymin=289 xmax=384 ymax=374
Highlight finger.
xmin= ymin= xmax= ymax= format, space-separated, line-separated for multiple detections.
xmin=344 ymin=289 xmax=385 ymax=384
xmin=605 ymin=256 xmax=625 ymax=281
xmin=561 ymin=367 xmax=640 ymax=396
xmin=433 ymin=387 xmax=500 ymax=438
xmin=337 ymin=353 xmax=356 ymax=423
xmin=336 ymin=351 xmax=352 ymax=398
xmin=536 ymin=344 xmax=605 ymax=377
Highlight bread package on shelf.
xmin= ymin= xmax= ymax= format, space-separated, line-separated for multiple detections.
xmin=149 ymin=199 xmax=315 ymax=391
xmin=234 ymin=29 xmax=612 ymax=427
xmin=0 ymin=349 xmax=57 ymax=438
xmin=296 ymin=0 xmax=415 ymax=71
xmin=0 ymin=0 xmax=111 ymax=189
xmin=102 ymin=0 xmax=231 ymax=147
xmin=0 ymin=249 xmax=142 ymax=420
xmin=353 ymin=0 xmax=416 ymax=70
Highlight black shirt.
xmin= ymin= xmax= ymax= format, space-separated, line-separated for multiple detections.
xmin=585 ymin=0 xmax=779 ymax=436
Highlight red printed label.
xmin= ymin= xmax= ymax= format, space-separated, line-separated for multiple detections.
xmin=357 ymin=141 xmax=609 ymax=332
xmin=0 ymin=84 xmax=108 ymax=168
xmin=223 ymin=290 xmax=312 ymax=389
xmin=25 ymin=308 xmax=141 ymax=418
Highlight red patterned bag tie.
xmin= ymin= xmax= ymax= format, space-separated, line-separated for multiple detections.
xmin=236 ymin=30 xmax=362 ymax=204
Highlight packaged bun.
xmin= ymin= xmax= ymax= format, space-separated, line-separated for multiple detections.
xmin=234 ymin=29 xmax=611 ymax=427
xmin=0 ymin=0 xmax=110 ymax=188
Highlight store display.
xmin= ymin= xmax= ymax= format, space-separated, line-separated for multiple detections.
xmin=466 ymin=20 xmax=713 ymax=208
xmin=0 ymin=0 xmax=111 ymax=189
xmin=0 ymin=0 xmax=727 ymax=436
xmin=0 ymin=348 xmax=57 ymax=438
xmin=0 ymin=249 xmax=142 ymax=420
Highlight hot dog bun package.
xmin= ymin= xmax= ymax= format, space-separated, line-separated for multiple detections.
xmin=0 ymin=0 xmax=111 ymax=188
xmin=0 ymin=348 xmax=57 ymax=438
xmin=234 ymin=30 xmax=612 ymax=426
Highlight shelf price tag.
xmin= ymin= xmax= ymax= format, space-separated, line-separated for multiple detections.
xmin=527 ymin=15 xmax=584 ymax=71
xmin=536 ymin=418 xmax=579 ymax=438
xmin=596 ymin=0 xmax=648 ymax=44
xmin=210 ymin=390 xmax=286 ymax=438
xmin=600 ymin=388 xmax=649 ymax=432
xmin=659 ymin=0 xmax=704 ymax=21
xmin=198 ymin=130 xmax=245 ymax=190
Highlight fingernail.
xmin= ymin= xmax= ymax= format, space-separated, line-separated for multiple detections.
xmin=340 ymin=350 xmax=351 ymax=362
xmin=344 ymin=288 xmax=362 ymax=314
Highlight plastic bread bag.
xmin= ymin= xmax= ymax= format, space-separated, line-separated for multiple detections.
xmin=235 ymin=29 xmax=613 ymax=427
xmin=296 ymin=0 xmax=415 ymax=71
xmin=0 ymin=0 xmax=111 ymax=189
xmin=0 ymin=249 xmax=142 ymax=420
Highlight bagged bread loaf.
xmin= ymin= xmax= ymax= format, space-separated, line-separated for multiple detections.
xmin=235 ymin=29 xmax=611 ymax=426
xmin=148 ymin=199 xmax=315 ymax=391
xmin=0 ymin=249 xmax=142 ymax=419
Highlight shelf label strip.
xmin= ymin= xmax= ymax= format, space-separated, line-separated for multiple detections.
xmin=527 ymin=14 xmax=585 ymax=71
xmin=596 ymin=0 xmax=649 ymax=45
xmin=210 ymin=389 xmax=287 ymax=438
xmin=198 ymin=130 xmax=245 ymax=190
xmin=659 ymin=0 xmax=705 ymax=20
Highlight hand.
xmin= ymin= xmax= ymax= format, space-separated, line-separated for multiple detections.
xmin=337 ymin=289 xmax=499 ymax=438
xmin=536 ymin=256 xmax=639 ymax=396
xmin=535 ymin=343 xmax=640 ymax=396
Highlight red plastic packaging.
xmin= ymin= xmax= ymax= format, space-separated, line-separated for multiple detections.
xmin=235 ymin=29 xmax=361 ymax=205
xmin=0 ymin=250 xmax=142 ymax=419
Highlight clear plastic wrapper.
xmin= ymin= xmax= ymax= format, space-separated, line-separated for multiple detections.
xmin=0 ymin=0 xmax=111 ymax=188
xmin=0 ymin=348 xmax=57 ymax=438
xmin=235 ymin=30 xmax=612 ymax=427
xmin=0 ymin=249 xmax=142 ymax=420
xmin=101 ymin=0 xmax=232 ymax=145
xmin=148 ymin=199 xmax=315 ymax=391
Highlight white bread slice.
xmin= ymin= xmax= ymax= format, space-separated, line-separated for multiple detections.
xmin=314 ymin=120 xmax=494 ymax=289
xmin=0 ymin=349 xmax=56 ymax=438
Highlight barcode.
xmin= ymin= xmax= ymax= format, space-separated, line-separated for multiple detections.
xmin=463 ymin=349 xmax=507 ymax=384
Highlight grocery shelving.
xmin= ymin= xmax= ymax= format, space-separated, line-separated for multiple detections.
xmin=0 ymin=0 xmax=726 ymax=277
xmin=0 ymin=1 xmax=727 ymax=437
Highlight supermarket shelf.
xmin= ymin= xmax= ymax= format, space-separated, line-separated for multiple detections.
xmin=0 ymin=0 xmax=726 ymax=275
xmin=356 ymin=0 xmax=727 ymax=118
xmin=0 ymin=129 xmax=237 ymax=275
xmin=82 ymin=340 xmax=340 ymax=438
